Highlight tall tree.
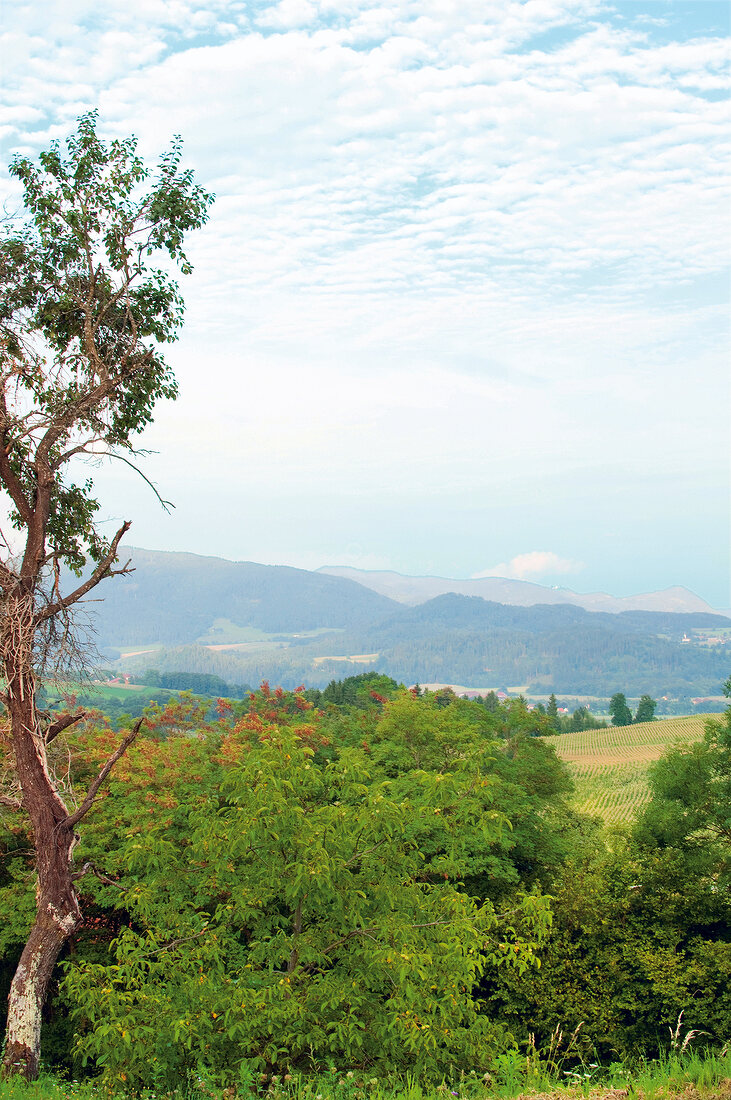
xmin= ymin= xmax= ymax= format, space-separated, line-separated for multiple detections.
xmin=634 ymin=694 xmax=657 ymax=724
xmin=0 ymin=114 xmax=212 ymax=1079
xmin=609 ymin=692 xmax=633 ymax=727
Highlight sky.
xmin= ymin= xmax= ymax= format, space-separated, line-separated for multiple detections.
xmin=1 ymin=0 xmax=730 ymax=608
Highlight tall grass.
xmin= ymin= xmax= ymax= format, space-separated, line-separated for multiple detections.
xmin=1 ymin=1048 xmax=730 ymax=1100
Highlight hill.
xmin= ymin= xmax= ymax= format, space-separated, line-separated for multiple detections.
xmin=68 ymin=550 xmax=730 ymax=698
xmin=67 ymin=548 xmax=399 ymax=647
xmin=318 ymin=566 xmax=720 ymax=614
xmin=546 ymin=714 xmax=710 ymax=824
xmin=302 ymin=593 xmax=731 ymax=696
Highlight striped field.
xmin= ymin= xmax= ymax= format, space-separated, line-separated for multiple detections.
xmin=546 ymin=715 xmax=711 ymax=824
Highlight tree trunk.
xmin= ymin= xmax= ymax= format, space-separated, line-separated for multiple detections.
xmin=3 ymin=905 xmax=77 ymax=1079
xmin=1 ymin=597 xmax=81 ymax=1079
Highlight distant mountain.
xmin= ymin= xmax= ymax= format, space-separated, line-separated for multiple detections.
xmin=68 ymin=548 xmax=729 ymax=698
xmin=317 ymin=567 xmax=719 ymax=615
xmin=69 ymin=548 xmax=399 ymax=647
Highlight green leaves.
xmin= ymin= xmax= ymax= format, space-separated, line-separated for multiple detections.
xmin=63 ymin=705 xmax=551 ymax=1086
xmin=1 ymin=112 xmax=214 ymax=572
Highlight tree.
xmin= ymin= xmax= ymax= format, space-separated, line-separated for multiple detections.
xmin=546 ymin=692 xmax=559 ymax=732
xmin=62 ymin=706 xmax=550 ymax=1087
xmin=483 ymin=689 xmax=499 ymax=713
xmin=609 ymin=692 xmax=633 ymax=727
xmin=569 ymin=706 xmax=589 ymax=732
xmin=634 ymin=694 xmax=657 ymax=724
xmin=0 ymin=114 xmax=212 ymax=1079
xmin=633 ymin=677 xmax=731 ymax=884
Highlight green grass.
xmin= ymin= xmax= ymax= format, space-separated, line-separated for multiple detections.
xmin=1 ymin=1051 xmax=729 ymax=1100
xmin=42 ymin=682 xmax=179 ymax=706
xmin=196 ymin=619 xmax=274 ymax=645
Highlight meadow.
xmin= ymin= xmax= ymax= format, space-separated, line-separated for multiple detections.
xmin=546 ymin=715 xmax=709 ymax=823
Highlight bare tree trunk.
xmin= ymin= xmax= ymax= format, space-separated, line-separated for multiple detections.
xmin=3 ymin=904 xmax=78 ymax=1079
xmin=1 ymin=601 xmax=81 ymax=1079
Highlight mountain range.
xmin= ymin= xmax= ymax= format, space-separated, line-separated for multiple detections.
xmin=74 ymin=548 xmax=396 ymax=646
xmin=69 ymin=548 xmax=730 ymax=699
xmin=317 ymin=567 xmax=720 ymax=615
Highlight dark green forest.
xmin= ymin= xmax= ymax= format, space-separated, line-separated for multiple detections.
xmin=111 ymin=598 xmax=730 ymax=700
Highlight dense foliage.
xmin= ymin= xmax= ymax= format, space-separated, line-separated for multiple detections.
xmin=1 ymin=679 xmax=729 ymax=1091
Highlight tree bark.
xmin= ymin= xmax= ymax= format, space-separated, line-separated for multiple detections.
xmin=1 ymin=598 xmax=81 ymax=1079
xmin=3 ymin=902 xmax=78 ymax=1079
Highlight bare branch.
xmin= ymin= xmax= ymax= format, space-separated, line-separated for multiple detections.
xmin=320 ymin=926 xmax=378 ymax=957
xmin=71 ymin=861 xmax=125 ymax=891
xmin=54 ymin=436 xmax=108 ymax=468
xmin=0 ymin=794 xmax=22 ymax=811
xmin=35 ymin=521 xmax=132 ymax=623
xmin=0 ymin=559 xmax=18 ymax=594
xmin=106 ymin=453 xmax=175 ymax=512
xmin=44 ymin=711 xmax=85 ymax=745
xmin=64 ymin=716 xmax=143 ymax=829
xmin=149 ymin=927 xmax=209 ymax=955
xmin=342 ymin=838 xmax=387 ymax=867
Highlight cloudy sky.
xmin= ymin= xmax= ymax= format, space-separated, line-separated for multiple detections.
xmin=2 ymin=0 xmax=729 ymax=607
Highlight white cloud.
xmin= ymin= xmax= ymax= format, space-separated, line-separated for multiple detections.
xmin=474 ymin=551 xmax=585 ymax=580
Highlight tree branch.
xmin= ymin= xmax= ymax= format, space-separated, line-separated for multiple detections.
xmin=34 ymin=521 xmax=132 ymax=623
xmin=0 ymin=794 xmax=22 ymax=812
xmin=0 ymin=558 xmax=18 ymax=594
xmin=44 ymin=711 xmax=85 ymax=745
xmin=320 ymin=926 xmax=378 ymax=957
xmin=64 ymin=716 xmax=143 ymax=829
xmin=106 ymin=453 xmax=175 ymax=512
xmin=0 ymin=421 xmax=33 ymax=528
xmin=71 ymin=860 xmax=125 ymax=891
xmin=342 ymin=838 xmax=387 ymax=867
xmin=151 ymin=927 xmax=209 ymax=955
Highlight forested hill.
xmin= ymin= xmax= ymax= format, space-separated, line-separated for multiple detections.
xmin=71 ymin=547 xmax=399 ymax=645
xmin=324 ymin=593 xmax=730 ymax=639
xmin=301 ymin=594 xmax=731 ymax=695
xmin=74 ymin=551 xmax=730 ymax=696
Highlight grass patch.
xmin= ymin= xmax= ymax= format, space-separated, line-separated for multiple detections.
xmin=2 ymin=1051 xmax=730 ymax=1100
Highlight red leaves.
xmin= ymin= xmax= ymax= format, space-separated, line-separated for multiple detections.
xmin=215 ymin=698 xmax=232 ymax=719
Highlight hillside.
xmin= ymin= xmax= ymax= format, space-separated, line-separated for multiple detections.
xmin=69 ymin=550 xmax=731 ymax=698
xmin=301 ymin=594 xmax=731 ymax=696
xmin=546 ymin=714 xmax=709 ymax=824
xmin=67 ymin=548 xmax=399 ymax=647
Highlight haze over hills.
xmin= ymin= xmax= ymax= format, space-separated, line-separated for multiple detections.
xmin=70 ymin=548 xmax=731 ymax=701
xmin=317 ymin=567 xmax=721 ymax=615
xmin=72 ymin=547 xmax=398 ymax=647
xmin=301 ymin=593 xmax=731 ymax=697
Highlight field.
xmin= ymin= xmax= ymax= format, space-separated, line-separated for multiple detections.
xmin=546 ymin=714 xmax=711 ymax=824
